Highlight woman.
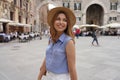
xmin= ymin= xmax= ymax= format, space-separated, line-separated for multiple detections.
xmin=38 ymin=7 xmax=77 ymax=80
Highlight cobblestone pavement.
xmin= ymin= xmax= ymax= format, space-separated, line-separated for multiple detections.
xmin=0 ymin=36 xmax=120 ymax=80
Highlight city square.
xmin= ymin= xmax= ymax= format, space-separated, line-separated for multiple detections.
xmin=0 ymin=0 xmax=120 ymax=80
xmin=0 ymin=36 xmax=120 ymax=80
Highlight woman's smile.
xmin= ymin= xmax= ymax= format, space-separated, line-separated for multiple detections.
xmin=54 ymin=13 xmax=67 ymax=32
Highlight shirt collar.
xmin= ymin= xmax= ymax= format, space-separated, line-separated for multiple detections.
xmin=58 ymin=33 xmax=66 ymax=42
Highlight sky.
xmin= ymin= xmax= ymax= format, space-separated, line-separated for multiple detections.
xmin=48 ymin=4 xmax=56 ymax=10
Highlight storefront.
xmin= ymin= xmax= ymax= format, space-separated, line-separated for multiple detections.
xmin=8 ymin=22 xmax=31 ymax=33
xmin=0 ymin=18 xmax=31 ymax=34
xmin=0 ymin=18 xmax=13 ymax=33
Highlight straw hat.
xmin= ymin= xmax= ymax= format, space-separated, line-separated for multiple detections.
xmin=47 ymin=7 xmax=76 ymax=28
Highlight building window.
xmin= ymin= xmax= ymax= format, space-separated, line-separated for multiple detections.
xmin=14 ymin=0 xmax=16 ymax=5
xmin=109 ymin=17 xmax=117 ymax=21
xmin=74 ymin=2 xmax=81 ymax=10
xmin=76 ymin=17 xmax=81 ymax=21
xmin=63 ymin=2 xmax=70 ymax=8
xmin=109 ymin=17 xmax=112 ymax=21
xmin=20 ymin=0 xmax=22 ymax=8
xmin=110 ymin=2 xmax=118 ymax=10
xmin=10 ymin=12 xmax=14 ymax=20
xmin=113 ymin=17 xmax=117 ymax=21
xmin=26 ymin=18 xmax=28 ymax=24
xmin=19 ymin=16 xmax=22 ymax=23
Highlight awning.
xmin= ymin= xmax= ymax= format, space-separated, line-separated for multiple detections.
xmin=0 ymin=18 xmax=13 ymax=23
xmin=8 ymin=22 xmax=31 ymax=27
xmin=24 ymin=24 xmax=31 ymax=27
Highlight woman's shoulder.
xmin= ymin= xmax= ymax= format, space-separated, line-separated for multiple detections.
xmin=64 ymin=34 xmax=72 ymax=39
xmin=64 ymin=34 xmax=74 ymax=45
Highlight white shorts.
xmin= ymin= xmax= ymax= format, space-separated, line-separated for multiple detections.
xmin=42 ymin=71 xmax=70 ymax=80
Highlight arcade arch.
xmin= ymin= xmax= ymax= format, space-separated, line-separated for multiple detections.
xmin=35 ymin=1 xmax=59 ymax=32
xmin=83 ymin=1 xmax=108 ymax=25
xmin=86 ymin=4 xmax=104 ymax=26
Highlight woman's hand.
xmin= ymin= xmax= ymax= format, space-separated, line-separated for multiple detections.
xmin=38 ymin=58 xmax=46 ymax=80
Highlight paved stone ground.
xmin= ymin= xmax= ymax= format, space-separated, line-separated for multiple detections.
xmin=0 ymin=36 xmax=120 ymax=80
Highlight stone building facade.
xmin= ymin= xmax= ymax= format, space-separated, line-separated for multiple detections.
xmin=0 ymin=0 xmax=120 ymax=33
xmin=36 ymin=0 xmax=120 ymax=32
xmin=0 ymin=0 xmax=36 ymax=33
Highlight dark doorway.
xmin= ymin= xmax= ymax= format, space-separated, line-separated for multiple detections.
xmin=3 ymin=23 xmax=7 ymax=33
xmin=86 ymin=4 xmax=104 ymax=26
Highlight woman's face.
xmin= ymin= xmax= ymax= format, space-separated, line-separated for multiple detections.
xmin=54 ymin=13 xmax=67 ymax=33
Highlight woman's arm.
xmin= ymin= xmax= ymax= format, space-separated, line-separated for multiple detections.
xmin=38 ymin=39 xmax=50 ymax=80
xmin=66 ymin=40 xmax=77 ymax=80
xmin=38 ymin=58 xmax=46 ymax=80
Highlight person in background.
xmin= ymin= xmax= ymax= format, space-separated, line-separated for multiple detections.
xmin=38 ymin=7 xmax=77 ymax=80
xmin=91 ymin=30 xmax=99 ymax=46
xmin=75 ymin=28 xmax=80 ymax=39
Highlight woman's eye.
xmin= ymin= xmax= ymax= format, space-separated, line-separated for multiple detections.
xmin=63 ymin=19 xmax=67 ymax=22
xmin=56 ymin=18 xmax=67 ymax=22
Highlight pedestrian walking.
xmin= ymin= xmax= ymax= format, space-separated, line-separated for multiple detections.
xmin=91 ymin=30 xmax=99 ymax=46
xmin=75 ymin=28 xmax=80 ymax=39
xmin=39 ymin=32 xmax=42 ymax=40
xmin=38 ymin=7 xmax=77 ymax=80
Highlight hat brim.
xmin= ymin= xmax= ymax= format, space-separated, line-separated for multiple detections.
xmin=47 ymin=7 xmax=76 ymax=28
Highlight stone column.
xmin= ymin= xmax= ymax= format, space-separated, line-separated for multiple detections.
xmin=6 ymin=23 xmax=9 ymax=34
xmin=104 ymin=13 xmax=109 ymax=25
xmin=82 ymin=13 xmax=86 ymax=24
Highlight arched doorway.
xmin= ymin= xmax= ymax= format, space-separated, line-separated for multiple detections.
xmin=39 ymin=4 xmax=48 ymax=32
xmin=86 ymin=4 xmax=104 ymax=26
xmin=36 ymin=1 xmax=58 ymax=32
xmin=39 ymin=3 xmax=56 ymax=32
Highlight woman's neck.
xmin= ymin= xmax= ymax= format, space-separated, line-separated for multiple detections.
xmin=55 ymin=32 xmax=63 ymax=41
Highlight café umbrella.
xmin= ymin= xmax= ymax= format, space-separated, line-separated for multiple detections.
xmin=73 ymin=25 xmax=80 ymax=28
xmin=104 ymin=23 xmax=120 ymax=28
xmin=80 ymin=24 xmax=100 ymax=28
